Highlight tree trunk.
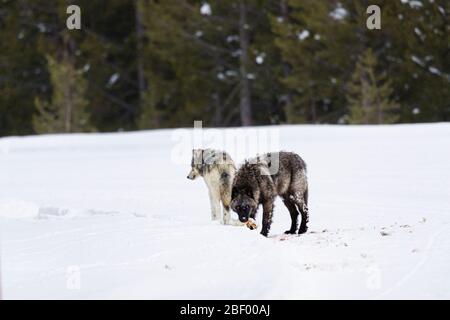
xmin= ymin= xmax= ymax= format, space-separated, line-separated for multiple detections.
xmin=135 ymin=0 xmax=147 ymax=105
xmin=64 ymin=79 xmax=73 ymax=133
xmin=375 ymin=90 xmax=382 ymax=124
xmin=280 ymin=0 xmax=293 ymax=108
xmin=361 ymin=74 xmax=370 ymax=124
xmin=310 ymin=97 xmax=317 ymax=123
xmin=213 ymin=93 xmax=223 ymax=127
xmin=238 ymin=0 xmax=252 ymax=126
xmin=62 ymin=35 xmax=75 ymax=133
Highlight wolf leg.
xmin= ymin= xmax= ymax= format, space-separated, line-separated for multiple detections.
xmin=208 ymin=189 xmax=221 ymax=221
xmin=261 ymin=198 xmax=275 ymax=237
xmin=222 ymin=205 xmax=245 ymax=226
xmin=292 ymin=192 xmax=309 ymax=234
xmin=283 ymin=197 xmax=299 ymax=234
xmin=221 ymin=204 xmax=231 ymax=225
xmin=298 ymin=203 xmax=309 ymax=234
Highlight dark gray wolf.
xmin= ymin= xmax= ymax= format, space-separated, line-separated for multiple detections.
xmin=187 ymin=149 xmax=242 ymax=225
xmin=230 ymin=151 xmax=309 ymax=237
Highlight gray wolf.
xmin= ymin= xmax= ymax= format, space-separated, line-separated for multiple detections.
xmin=230 ymin=151 xmax=309 ymax=237
xmin=187 ymin=149 xmax=242 ymax=226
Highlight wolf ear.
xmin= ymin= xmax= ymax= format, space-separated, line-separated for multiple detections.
xmin=203 ymin=149 xmax=217 ymax=165
xmin=192 ymin=149 xmax=203 ymax=158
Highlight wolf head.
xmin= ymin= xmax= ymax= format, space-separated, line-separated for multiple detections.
xmin=230 ymin=186 xmax=258 ymax=223
xmin=187 ymin=149 xmax=205 ymax=180
xmin=187 ymin=149 xmax=224 ymax=179
xmin=187 ymin=149 xmax=233 ymax=180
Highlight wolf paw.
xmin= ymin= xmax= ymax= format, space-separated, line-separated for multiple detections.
xmin=260 ymin=229 xmax=269 ymax=237
xmin=298 ymin=226 xmax=308 ymax=234
xmin=246 ymin=219 xmax=257 ymax=230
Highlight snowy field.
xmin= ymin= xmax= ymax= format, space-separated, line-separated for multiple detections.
xmin=0 ymin=124 xmax=449 ymax=299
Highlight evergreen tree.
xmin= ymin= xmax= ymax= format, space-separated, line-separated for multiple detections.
xmin=139 ymin=0 xmax=283 ymax=129
xmin=346 ymin=49 xmax=399 ymax=124
xmin=33 ymin=54 xmax=92 ymax=133
xmin=78 ymin=0 xmax=140 ymax=131
xmin=273 ymin=0 xmax=357 ymax=124
xmin=0 ymin=0 xmax=49 ymax=136
xmin=382 ymin=0 xmax=450 ymax=122
xmin=0 ymin=0 xmax=449 ymax=137
xmin=274 ymin=0 xmax=449 ymax=124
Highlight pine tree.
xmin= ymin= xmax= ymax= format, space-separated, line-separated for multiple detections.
xmin=76 ymin=0 xmax=139 ymax=131
xmin=382 ymin=0 xmax=450 ymax=122
xmin=1 ymin=0 xmax=449 ymax=137
xmin=0 ymin=0 xmax=49 ymax=136
xmin=33 ymin=54 xmax=92 ymax=133
xmin=139 ymin=0 xmax=282 ymax=129
xmin=139 ymin=0 xmax=217 ymax=129
xmin=273 ymin=0 xmax=356 ymax=124
xmin=346 ymin=49 xmax=399 ymax=124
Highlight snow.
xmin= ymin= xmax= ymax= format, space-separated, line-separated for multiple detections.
xmin=298 ymin=30 xmax=310 ymax=41
xmin=226 ymin=35 xmax=239 ymax=43
xmin=256 ymin=55 xmax=265 ymax=65
xmin=414 ymin=27 xmax=423 ymax=37
xmin=401 ymin=0 xmax=424 ymax=9
xmin=428 ymin=66 xmax=441 ymax=76
xmin=231 ymin=49 xmax=242 ymax=58
xmin=107 ymin=73 xmax=120 ymax=87
xmin=216 ymin=72 xmax=225 ymax=80
xmin=411 ymin=55 xmax=425 ymax=67
xmin=225 ymin=70 xmax=238 ymax=77
xmin=1 ymin=124 xmax=450 ymax=299
xmin=330 ymin=6 xmax=348 ymax=20
xmin=36 ymin=23 xmax=47 ymax=33
xmin=200 ymin=3 xmax=212 ymax=16
xmin=82 ymin=64 xmax=91 ymax=73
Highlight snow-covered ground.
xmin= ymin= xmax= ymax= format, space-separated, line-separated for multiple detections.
xmin=0 ymin=124 xmax=449 ymax=299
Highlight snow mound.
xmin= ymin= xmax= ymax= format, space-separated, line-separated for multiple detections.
xmin=0 ymin=200 xmax=39 ymax=220
xmin=0 ymin=201 xmax=146 ymax=220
